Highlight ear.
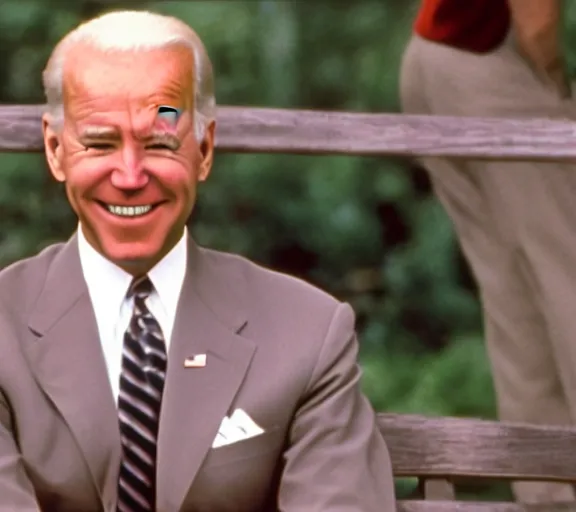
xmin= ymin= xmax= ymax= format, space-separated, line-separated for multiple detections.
xmin=197 ymin=120 xmax=216 ymax=182
xmin=42 ymin=113 xmax=66 ymax=182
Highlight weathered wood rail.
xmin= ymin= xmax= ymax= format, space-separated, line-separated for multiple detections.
xmin=1 ymin=104 xmax=576 ymax=161
xmin=379 ymin=413 xmax=576 ymax=511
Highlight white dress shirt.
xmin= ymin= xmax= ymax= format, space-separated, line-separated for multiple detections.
xmin=77 ymin=225 xmax=188 ymax=404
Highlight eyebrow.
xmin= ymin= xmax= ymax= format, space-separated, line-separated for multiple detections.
xmin=78 ymin=126 xmax=120 ymax=140
xmin=143 ymin=130 xmax=181 ymax=149
xmin=78 ymin=127 xmax=180 ymax=145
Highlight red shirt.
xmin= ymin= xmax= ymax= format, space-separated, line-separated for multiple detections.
xmin=414 ymin=0 xmax=511 ymax=53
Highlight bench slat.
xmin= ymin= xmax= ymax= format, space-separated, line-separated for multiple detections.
xmin=378 ymin=414 xmax=576 ymax=482
xmin=1 ymin=105 xmax=576 ymax=161
xmin=398 ymin=501 xmax=576 ymax=512
xmin=423 ymin=479 xmax=456 ymax=500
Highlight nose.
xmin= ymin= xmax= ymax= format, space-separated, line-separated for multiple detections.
xmin=110 ymin=144 xmax=150 ymax=190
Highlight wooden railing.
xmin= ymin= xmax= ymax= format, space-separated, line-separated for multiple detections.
xmin=1 ymin=104 xmax=576 ymax=160
xmin=379 ymin=414 xmax=576 ymax=511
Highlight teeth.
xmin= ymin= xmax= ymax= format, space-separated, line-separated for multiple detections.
xmin=106 ymin=204 xmax=152 ymax=217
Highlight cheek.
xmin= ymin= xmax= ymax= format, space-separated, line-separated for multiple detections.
xmin=62 ymin=154 xmax=114 ymax=190
xmin=61 ymin=138 xmax=112 ymax=181
xmin=145 ymin=157 xmax=198 ymax=191
xmin=60 ymin=144 xmax=199 ymax=198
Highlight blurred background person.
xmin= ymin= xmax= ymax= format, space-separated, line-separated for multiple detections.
xmin=400 ymin=0 xmax=576 ymax=503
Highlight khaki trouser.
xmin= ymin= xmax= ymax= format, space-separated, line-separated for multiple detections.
xmin=400 ymin=33 xmax=576 ymax=503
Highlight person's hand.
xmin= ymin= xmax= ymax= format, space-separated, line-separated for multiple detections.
xmin=544 ymin=60 xmax=572 ymax=99
xmin=515 ymin=34 xmax=571 ymax=99
xmin=507 ymin=0 xmax=570 ymax=98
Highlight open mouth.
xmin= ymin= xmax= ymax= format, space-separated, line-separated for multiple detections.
xmin=96 ymin=201 xmax=161 ymax=218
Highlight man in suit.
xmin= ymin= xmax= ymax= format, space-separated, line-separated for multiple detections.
xmin=0 ymin=9 xmax=396 ymax=512
xmin=401 ymin=0 xmax=575 ymax=503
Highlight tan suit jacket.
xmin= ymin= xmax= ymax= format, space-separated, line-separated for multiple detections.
xmin=0 ymin=234 xmax=395 ymax=511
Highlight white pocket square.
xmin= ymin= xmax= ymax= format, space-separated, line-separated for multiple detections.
xmin=212 ymin=408 xmax=264 ymax=448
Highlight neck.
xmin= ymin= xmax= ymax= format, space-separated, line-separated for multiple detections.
xmin=77 ymin=222 xmax=187 ymax=278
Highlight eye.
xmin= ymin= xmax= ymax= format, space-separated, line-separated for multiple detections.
xmin=146 ymin=143 xmax=173 ymax=150
xmin=146 ymin=141 xmax=181 ymax=151
xmin=84 ymin=143 xmax=115 ymax=151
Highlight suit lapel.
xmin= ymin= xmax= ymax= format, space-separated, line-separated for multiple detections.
xmin=156 ymin=239 xmax=256 ymax=511
xmin=25 ymin=236 xmax=121 ymax=509
xmin=24 ymin=235 xmax=255 ymax=511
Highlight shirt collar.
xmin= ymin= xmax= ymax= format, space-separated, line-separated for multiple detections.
xmin=77 ymin=224 xmax=188 ymax=315
xmin=147 ymin=229 xmax=188 ymax=317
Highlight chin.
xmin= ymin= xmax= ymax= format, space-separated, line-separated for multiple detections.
xmin=101 ymin=240 xmax=166 ymax=272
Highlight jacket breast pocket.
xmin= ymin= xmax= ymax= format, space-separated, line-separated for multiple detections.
xmin=203 ymin=426 xmax=285 ymax=468
xmin=185 ymin=428 xmax=285 ymax=511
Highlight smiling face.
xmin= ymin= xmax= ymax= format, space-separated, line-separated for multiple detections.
xmin=42 ymin=43 xmax=215 ymax=275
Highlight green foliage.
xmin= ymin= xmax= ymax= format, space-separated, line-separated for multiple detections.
xmin=563 ymin=1 xmax=576 ymax=76
xmin=362 ymin=334 xmax=496 ymax=418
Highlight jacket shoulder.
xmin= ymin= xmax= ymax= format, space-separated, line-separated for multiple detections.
xmin=199 ymin=246 xmax=343 ymax=318
xmin=0 ymin=242 xmax=67 ymax=316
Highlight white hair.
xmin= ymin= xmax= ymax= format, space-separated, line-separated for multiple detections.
xmin=42 ymin=10 xmax=215 ymax=141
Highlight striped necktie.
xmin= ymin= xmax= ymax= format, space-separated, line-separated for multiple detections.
xmin=117 ymin=276 xmax=167 ymax=512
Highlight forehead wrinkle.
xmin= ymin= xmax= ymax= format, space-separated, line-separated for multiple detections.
xmin=63 ymin=48 xmax=196 ymax=146
xmin=71 ymin=101 xmax=190 ymax=145
xmin=64 ymin=45 xmax=195 ymax=115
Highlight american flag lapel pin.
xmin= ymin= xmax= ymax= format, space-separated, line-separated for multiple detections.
xmin=184 ymin=353 xmax=207 ymax=368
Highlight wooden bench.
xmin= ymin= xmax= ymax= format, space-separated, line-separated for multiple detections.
xmin=378 ymin=413 xmax=576 ymax=511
